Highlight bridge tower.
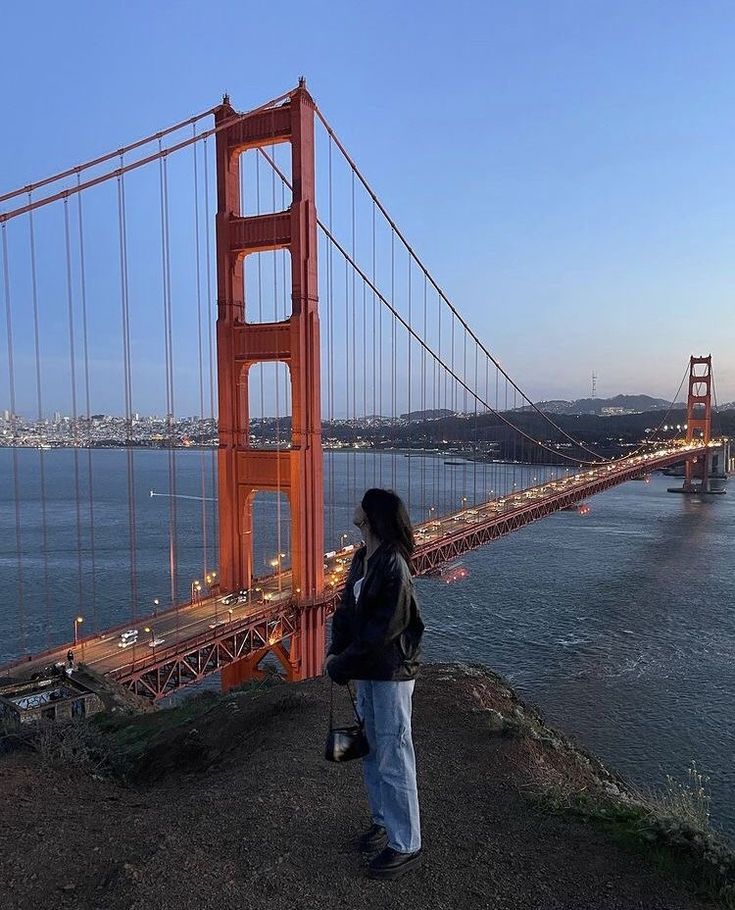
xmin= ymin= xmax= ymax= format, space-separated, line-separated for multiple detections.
xmin=684 ymin=355 xmax=712 ymax=492
xmin=214 ymin=85 xmax=326 ymax=683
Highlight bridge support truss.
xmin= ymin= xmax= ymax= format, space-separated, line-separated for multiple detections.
xmin=215 ymin=84 xmax=326 ymax=683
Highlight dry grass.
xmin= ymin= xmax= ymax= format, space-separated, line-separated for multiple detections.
xmin=23 ymin=718 xmax=113 ymax=775
xmin=462 ymin=665 xmax=735 ymax=906
xmin=638 ymin=762 xmax=712 ymax=832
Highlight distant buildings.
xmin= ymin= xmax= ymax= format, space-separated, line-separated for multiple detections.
xmin=0 ymin=412 xmax=219 ymax=449
xmin=600 ymin=407 xmax=640 ymax=416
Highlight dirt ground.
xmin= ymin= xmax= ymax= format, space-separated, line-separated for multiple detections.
xmin=0 ymin=664 xmax=725 ymax=910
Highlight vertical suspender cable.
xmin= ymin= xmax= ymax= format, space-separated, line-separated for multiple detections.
xmin=2 ymin=224 xmax=26 ymax=654
xmin=420 ymin=273 xmax=427 ymax=522
xmin=371 ymin=200 xmax=377 ymax=489
xmin=462 ymin=325 xmax=468 ymax=508
xmin=473 ymin=340 xmax=479 ymax=506
xmin=76 ymin=177 xmax=98 ymax=631
xmin=63 ymin=198 xmax=85 ymax=626
xmin=504 ymin=376 xmax=509 ymax=497
xmin=498 ymin=374 xmax=503 ymax=498
xmin=447 ymin=314 xmax=454 ymax=511
xmin=362 ymin=278 xmax=368 ymax=493
xmin=344 ymin=259 xmax=351 ymax=509
xmin=512 ymin=386 xmax=517 ymax=492
xmin=280 ymin=178 xmax=291 ymax=423
xmin=407 ymin=256 xmax=412 ymax=517
xmin=203 ymin=137 xmax=218 ymax=571
xmin=193 ymin=126 xmax=208 ymax=581
xmin=28 ymin=200 xmax=51 ymax=648
xmin=437 ymin=292 xmax=443 ymax=513
xmin=323 ymin=145 xmax=333 ymax=545
xmin=390 ymin=229 xmax=396 ymax=489
xmin=116 ymin=165 xmax=138 ymax=621
xmin=350 ymin=170 xmax=357 ymax=499
xmin=327 ymin=137 xmax=335 ymax=545
xmin=435 ymin=293 xmax=442 ymax=514
xmin=159 ymin=147 xmax=178 ymax=612
xmin=483 ymin=354 xmax=490 ymax=500
xmin=377 ymin=222 xmax=384 ymax=489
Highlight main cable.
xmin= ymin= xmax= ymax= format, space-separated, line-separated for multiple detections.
xmin=312 ymin=104 xmax=611 ymax=461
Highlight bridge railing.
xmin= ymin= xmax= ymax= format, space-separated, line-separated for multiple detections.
xmin=109 ymin=602 xmax=299 ymax=680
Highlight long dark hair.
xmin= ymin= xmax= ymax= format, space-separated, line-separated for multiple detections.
xmin=361 ymin=488 xmax=415 ymax=570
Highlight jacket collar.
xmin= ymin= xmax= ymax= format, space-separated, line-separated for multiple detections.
xmin=353 ymin=539 xmax=390 ymax=578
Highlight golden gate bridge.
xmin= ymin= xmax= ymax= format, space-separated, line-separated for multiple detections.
xmin=0 ymin=82 xmax=727 ymax=699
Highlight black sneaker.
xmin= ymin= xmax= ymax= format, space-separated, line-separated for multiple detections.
xmin=367 ymin=846 xmax=423 ymax=880
xmin=358 ymin=823 xmax=388 ymax=853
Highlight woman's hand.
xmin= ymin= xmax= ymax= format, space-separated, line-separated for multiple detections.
xmin=323 ymin=654 xmax=335 ymax=677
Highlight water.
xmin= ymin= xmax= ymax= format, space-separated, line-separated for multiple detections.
xmin=1 ymin=449 xmax=733 ymax=839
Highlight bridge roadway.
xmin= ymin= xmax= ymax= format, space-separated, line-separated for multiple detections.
xmin=1 ymin=442 xmax=711 ymax=696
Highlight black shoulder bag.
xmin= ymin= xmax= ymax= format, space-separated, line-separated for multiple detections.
xmin=324 ymin=680 xmax=370 ymax=762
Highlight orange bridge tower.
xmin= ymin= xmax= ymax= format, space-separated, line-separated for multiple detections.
xmin=684 ymin=355 xmax=713 ymax=492
xmin=214 ymin=84 xmax=326 ymax=683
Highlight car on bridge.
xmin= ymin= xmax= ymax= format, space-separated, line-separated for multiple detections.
xmin=220 ymin=593 xmax=239 ymax=606
xmin=117 ymin=629 xmax=139 ymax=648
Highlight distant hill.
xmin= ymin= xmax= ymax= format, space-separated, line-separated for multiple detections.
xmin=400 ymin=408 xmax=454 ymax=422
xmin=526 ymin=394 xmax=674 ymax=416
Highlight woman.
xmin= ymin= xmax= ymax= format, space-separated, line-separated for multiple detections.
xmin=324 ymin=488 xmax=425 ymax=881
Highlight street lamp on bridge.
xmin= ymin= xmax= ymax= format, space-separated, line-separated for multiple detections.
xmin=73 ymin=615 xmax=84 ymax=644
xmin=144 ymin=626 xmax=156 ymax=655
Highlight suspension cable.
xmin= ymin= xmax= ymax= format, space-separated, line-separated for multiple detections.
xmin=0 ymin=108 xmax=219 ymax=205
xmin=256 ymin=147 xmax=599 ymax=466
xmin=312 ymin=104 xmax=612 ymax=460
xmin=1 ymin=89 xmax=295 ymax=223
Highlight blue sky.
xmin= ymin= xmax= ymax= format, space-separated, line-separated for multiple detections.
xmin=1 ymin=0 xmax=734 ymax=415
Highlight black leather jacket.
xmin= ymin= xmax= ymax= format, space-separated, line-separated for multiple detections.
xmin=326 ymin=542 xmax=425 ymax=684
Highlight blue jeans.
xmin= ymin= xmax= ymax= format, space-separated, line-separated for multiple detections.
xmin=356 ymin=679 xmax=421 ymax=854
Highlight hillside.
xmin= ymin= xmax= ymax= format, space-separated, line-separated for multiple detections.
xmin=1 ymin=664 xmax=733 ymax=910
xmin=529 ymin=394 xmax=673 ymax=416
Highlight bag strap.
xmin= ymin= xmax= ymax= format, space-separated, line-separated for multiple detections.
xmin=329 ymin=680 xmax=363 ymax=729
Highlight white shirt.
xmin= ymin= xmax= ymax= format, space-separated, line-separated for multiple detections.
xmin=353 ymin=575 xmax=365 ymax=602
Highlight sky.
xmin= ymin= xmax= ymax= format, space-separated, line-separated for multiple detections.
xmin=1 ymin=0 xmax=734 ymax=417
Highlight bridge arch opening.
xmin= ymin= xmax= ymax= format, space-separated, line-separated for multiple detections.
xmin=241 ymin=361 xmax=292 ymax=448
xmin=247 ymin=490 xmax=292 ymax=582
xmin=239 ymin=147 xmax=292 ymax=216
xmin=241 ymin=248 xmax=293 ymax=325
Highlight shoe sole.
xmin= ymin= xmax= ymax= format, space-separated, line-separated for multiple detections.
xmin=367 ymin=852 xmax=422 ymax=880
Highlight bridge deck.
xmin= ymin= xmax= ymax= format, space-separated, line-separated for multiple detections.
xmin=2 ymin=443 xmax=712 ymax=697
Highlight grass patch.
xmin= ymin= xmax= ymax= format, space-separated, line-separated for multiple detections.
xmin=520 ymin=752 xmax=735 ymax=907
xmin=464 ymin=666 xmax=735 ymax=905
